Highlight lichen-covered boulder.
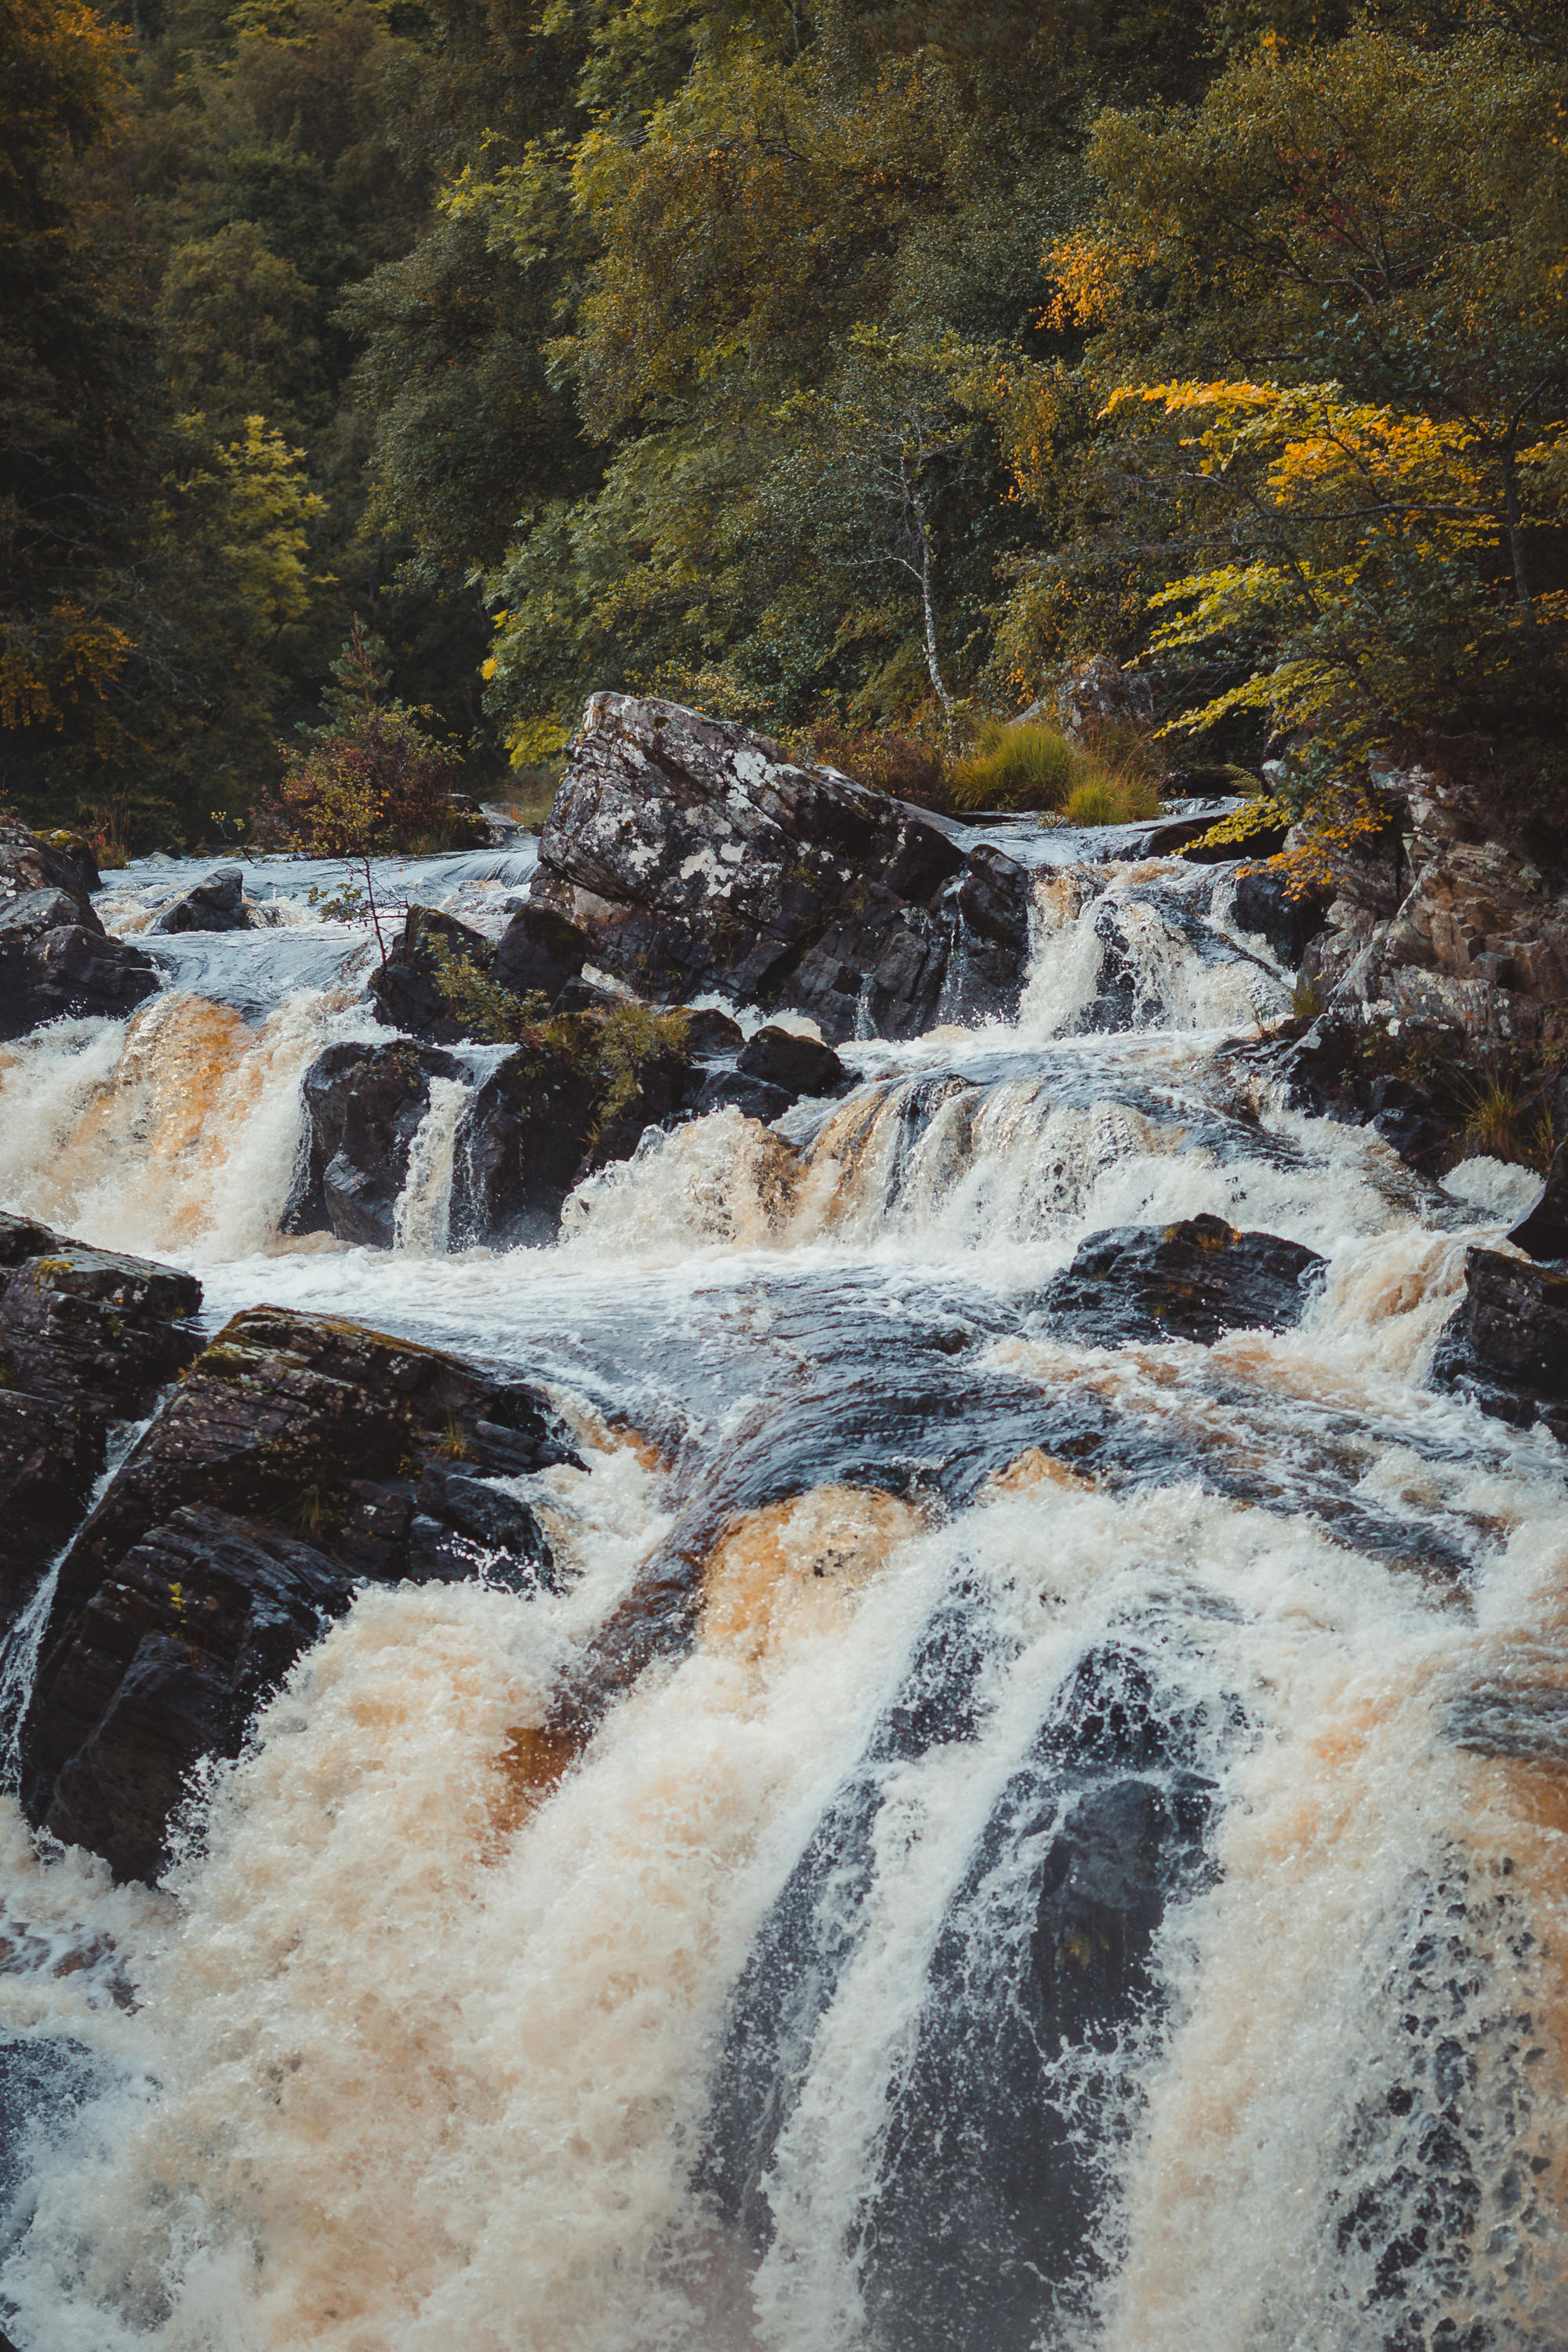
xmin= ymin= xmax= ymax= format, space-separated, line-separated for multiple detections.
xmin=530 ymin=695 xmax=1032 ymax=1042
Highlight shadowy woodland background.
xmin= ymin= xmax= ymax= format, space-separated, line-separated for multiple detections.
xmin=2 ymin=0 xmax=1564 ymax=854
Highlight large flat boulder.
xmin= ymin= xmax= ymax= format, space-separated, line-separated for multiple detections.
xmin=19 ymin=1305 xmax=579 ymax=1878
xmin=530 ymin=695 xmax=1032 ymax=1042
xmin=0 ymin=822 xmax=159 ymax=1038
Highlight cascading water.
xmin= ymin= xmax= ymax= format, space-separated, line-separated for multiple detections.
xmin=0 ymin=830 xmax=1563 ymax=2352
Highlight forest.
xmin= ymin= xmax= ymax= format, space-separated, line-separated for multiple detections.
xmin=2 ymin=0 xmax=1565 ymax=858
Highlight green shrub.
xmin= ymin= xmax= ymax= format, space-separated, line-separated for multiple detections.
xmin=1064 ymin=775 xmax=1162 ymax=825
xmin=949 ymin=722 xmax=1090 ymax=812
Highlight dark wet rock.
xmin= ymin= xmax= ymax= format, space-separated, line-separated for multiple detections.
xmin=1508 ymin=1139 xmax=1568 ymax=1264
xmin=448 ymin=1009 xmax=695 ymax=1249
xmin=953 ymin=840 xmax=1032 ymax=954
xmin=367 ymin=906 xmax=493 ymax=1045
xmin=20 ymin=1306 xmax=580 ymax=1876
xmin=282 ymin=1039 xmax=465 ymax=1247
xmin=1037 ymin=1214 xmax=1326 ymax=1348
xmin=1432 ymin=1248 xmax=1568 ymax=1443
xmin=489 ymin=902 xmax=590 ymax=1010
xmin=735 ymin=1024 xmax=846 ymax=1099
xmin=706 ymin=1635 xmax=1222 ymax=2352
xmin=149 ymin=865 xmax=252 ymax=934
xmin=532 ymin=694 xmax=1031 ymax=1042
xmin=0 ymin=1392 xmax=101 ymax=1617
xmin=854 ymin=1650 xmax=1218 ymax=2352
xmin=1275 ymin=1015 xmax=1456 ymax=1173
xmin=32 ymin=1505 xmax=358 ymax=1882
xmin=684 ymin=1006 xmax=746 ymax=1058
xmin=0 ymin=822 xmax=159 ymax=1040
xmin=0 ymin=1221 xmax=204 ymax=1617
xmin=684 ymin=1069 xmax=795 ymax=1125
xmin=1228 ymin=866 xmax=1331 ymax=965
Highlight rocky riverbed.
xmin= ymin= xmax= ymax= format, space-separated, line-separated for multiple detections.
xmin=0 ymin=697 xmax=1563 ymax=2352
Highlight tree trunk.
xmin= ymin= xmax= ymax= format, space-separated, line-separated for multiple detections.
xmin=1498 ymin=442 xmax=1537 ymax=637
xmin=906 ymin=469 xmax=954 ymax=732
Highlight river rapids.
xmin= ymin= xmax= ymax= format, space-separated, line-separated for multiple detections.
xmin=0 ymin=826 xmax=1563 ymax=2352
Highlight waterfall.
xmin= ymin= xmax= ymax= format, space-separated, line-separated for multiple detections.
xmin=0 ymin=842 xmax=1562 ymax=2351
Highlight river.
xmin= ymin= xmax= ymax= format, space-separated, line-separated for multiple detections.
xmin=0 ymin=826 xmax=1562 ymax=2351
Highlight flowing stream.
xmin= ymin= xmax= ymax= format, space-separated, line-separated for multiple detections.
xmin=0 ymin=832 xmax=1563 ymax=2351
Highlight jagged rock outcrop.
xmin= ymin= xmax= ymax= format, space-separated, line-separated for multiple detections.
xmin=1301 ymin=765 xmax=1568 ymax=1044
xmin=1432 ymin=1248 xmax=1568 ymax=1442
xmin=1036 ymin=1214 xmax=1326 ymax=1347
xmin=369 ymin=902 xmax=601 ymax=1048
xmin=0 ymin=1214 xmax=204 ymax=1617
xmin=529 ymin=695 xmax=1033 ymax=1042
xmin=282 ymin=1038 xmax=466 ymax=1247
xmin=150 ymin=865 xmax=254 ymax=933
xmin=0 ymin=822 xmax=159 ymax=1040
xmin=20 ymin=1305 xmax=577 ymax=1878
xmin=367 ymin=906 xmax=499 ymax=1044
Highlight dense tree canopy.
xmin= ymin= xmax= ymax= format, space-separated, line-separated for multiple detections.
xmin=0 ymin=0 xmax=1562 ymax=848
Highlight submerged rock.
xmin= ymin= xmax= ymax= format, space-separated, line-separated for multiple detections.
xmin=283 ymin=1038 xmax=465 ymax=1247
xmin=1432 ymin=1247 xmax=1568 ymax=1441
xmin=1036 ymin=1214 xmax=1326 ymax=1348
xmin=149 ymin=865 xmax=253 ymax=934
xmin=0 ymin=1215 xmax=203 ymax=1618
xmin=0 ymin=823 xmax=159 ymax=1040
xmin=20 ymin=1305 xmax=579 ymax=1879
xmin=530 ymin=694 xmax=1032 ymax=1041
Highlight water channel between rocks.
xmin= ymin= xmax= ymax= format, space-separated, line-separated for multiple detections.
xmin=0 ymin=826 xmax=1563 ymax=2352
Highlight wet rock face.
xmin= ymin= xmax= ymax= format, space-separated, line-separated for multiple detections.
xmin=1229 ymin=866 xmax=1331 ymax=966
xmin=1508 ymin=1139 xmax=1568 ymax=1263
xmin=0 ymin=824 xmax=159 ymax=1040
xmin=448 ymin=1011 xmax=697 ymax=1249
xmin=531 ymin=694 xmax=1031 ymax=1041
xmin=0 ymin=1214 xmax=204 ymax=1618
xmin=282 ymin=1039 xmax=464 ymax=1247
xmin=149 ymin=865 xmax=252 ymax=934
xmin=20 ymin=1305 xmax=578 ymax=1879
xmin=1038 ymin=1214 xmax=1327 ymax=1347
xmin=705 ymin=1638 xmax=1221 ymax=2352
xmin=488 ymin=901 xmax=592 ymax=1008
xmin=1432 ymin=1248 xmax=1568 ymax=1442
